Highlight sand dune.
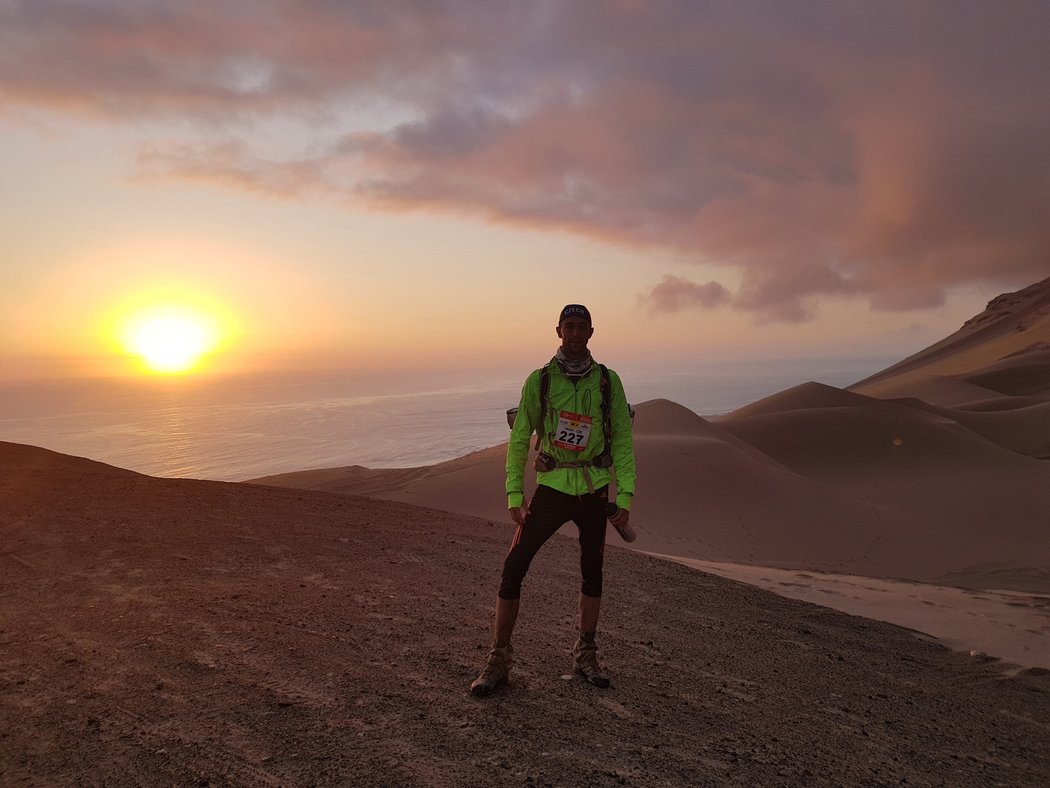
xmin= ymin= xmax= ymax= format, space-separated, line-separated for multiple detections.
xmin=257 ymin=391 xmax=1050 ymax=592
xmin=608 ymin=400 xmax=892 ymax=570
xmin=253 ymin=445 xmax=509 ymax=523
xmin=853 ymin=344 xmax=1050 ymax=407
xmin=855 ymin=373 xmax=1009 ymax=406
xmin=631 ymin=396 xmax=715 ymax=435
xmin=721 ymin=405 xmax=1050 ymax=586
xmin=257 ymin=400 xmax=892 ymax=576
xmin=888 ymin=397 xmax=1050 ymax=459
xmin=2 ymin=445 xmax=1048 ymax=785
xmin=722 ymin=380 xmax=888 ymax=420
xmin=963 ymin=346 xmax=1050 ymax=397
xmin=851 ymin=276 xmax=1050 ymax=395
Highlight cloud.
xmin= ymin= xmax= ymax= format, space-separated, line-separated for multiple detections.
xmin=137 ymin=141 xmax=327 ymax=198
xmin=3 ymin=1 xmax=1049 ymax=320
xmin=641 ymin=276 xmax=731 ymax=313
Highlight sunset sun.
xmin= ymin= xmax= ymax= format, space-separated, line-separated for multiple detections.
xmin=119 ymin=307 xmax=221 ymax=374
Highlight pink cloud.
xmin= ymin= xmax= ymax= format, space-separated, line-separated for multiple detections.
xmin=3 ymin=1 xmax=1049 ymax=320
xmin=641 ymin=276 xmax=731 ymax=313
xmin=137 ymin=141 xmax=327 ymax=198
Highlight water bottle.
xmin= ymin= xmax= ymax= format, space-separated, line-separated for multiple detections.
xmin=604 ymin=502 xmax=637 ymax=543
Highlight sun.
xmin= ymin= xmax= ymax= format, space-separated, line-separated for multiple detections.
xmin=119 ymin=306 xmax=221 ymax=374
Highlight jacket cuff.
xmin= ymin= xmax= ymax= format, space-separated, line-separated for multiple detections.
xmin=615 ymin=491 xmax=633 ymax=511
xmin=507 ymin=492 xmax=524 ymax=509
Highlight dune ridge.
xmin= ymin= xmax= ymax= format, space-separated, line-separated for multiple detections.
xmin=0 ymin=440 xmax=140 ymax=477
xmin=851 ymin=275 xmax=1050 ymax=394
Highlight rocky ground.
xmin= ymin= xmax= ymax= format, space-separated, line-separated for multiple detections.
xmin=2 ymin=456 xmax=1049 ymax=786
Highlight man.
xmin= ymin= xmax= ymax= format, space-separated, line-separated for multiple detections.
xmin=471 ymin=304 xmax=637 ymax=696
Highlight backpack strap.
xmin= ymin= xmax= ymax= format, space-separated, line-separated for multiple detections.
xmin=534 ymin=365 xmax=550 ymax=450
xmin=597 ymin=363 xmax=613 ymax=464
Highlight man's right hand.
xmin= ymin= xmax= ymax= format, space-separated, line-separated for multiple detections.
xmin=511 ymin=506 xmax=528 ymax=527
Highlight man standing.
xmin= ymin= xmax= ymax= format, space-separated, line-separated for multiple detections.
xmin=471 ymin=304 xmax=637 ymax=696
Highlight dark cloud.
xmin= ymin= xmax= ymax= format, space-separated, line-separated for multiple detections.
xmin=3 ymin=0 xmax=1049 ymax=320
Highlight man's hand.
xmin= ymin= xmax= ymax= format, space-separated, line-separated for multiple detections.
xmin=511 ymin=505 xmax=528 ymax=527
xmin=608 ymin=506 xmax=636 ymax=542
xmin=609 ymin=507 xmax=629 ymax=528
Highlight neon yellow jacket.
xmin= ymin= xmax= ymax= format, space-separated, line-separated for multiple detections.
xmin=506 ymin=359 xmax=636 ymax=511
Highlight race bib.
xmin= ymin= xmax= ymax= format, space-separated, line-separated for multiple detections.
xmin=553 ymin=410 xmax=592 ymax=452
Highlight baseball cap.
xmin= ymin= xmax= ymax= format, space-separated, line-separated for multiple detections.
xmin=558 ymin=304 xmax=591 ymax=324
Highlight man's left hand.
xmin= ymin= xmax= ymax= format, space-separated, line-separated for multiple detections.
xmin=608 ymin=506 xmax=636 ymax=542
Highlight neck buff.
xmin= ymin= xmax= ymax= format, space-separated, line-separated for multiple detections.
xmin=555 ymin=347 xmax=593 ymax=378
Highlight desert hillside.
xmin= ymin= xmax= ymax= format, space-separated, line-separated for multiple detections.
xmin=2 ymin=443 xmax=1048 ymax=785
xmin=850 ymin=275 xmax=1050 ymax=403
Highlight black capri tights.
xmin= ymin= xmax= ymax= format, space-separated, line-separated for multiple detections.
xmin=498 ymin=484 xmax=608 ymax=600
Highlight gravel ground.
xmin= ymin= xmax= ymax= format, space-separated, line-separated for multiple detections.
xmin=2 ymin=455 xmax=1048 ymax=786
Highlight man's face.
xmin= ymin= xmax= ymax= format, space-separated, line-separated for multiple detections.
xmin=556 ymin=317 xmax=594 ymax=358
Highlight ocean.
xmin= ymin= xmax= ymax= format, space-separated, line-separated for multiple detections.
xmin=0 ymin=357 xmax=892 ymax=481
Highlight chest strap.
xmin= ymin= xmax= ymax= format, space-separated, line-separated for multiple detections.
xmin=550 ymin=460 xmax=597 ymax=493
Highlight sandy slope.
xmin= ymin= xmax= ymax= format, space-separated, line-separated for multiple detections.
xmin=716 ymin=388 xmax=1050 ymax=588
xmin=662 ymin=559 xmax=1050 ymax=672
xmin=2 ymin=447 xmax=1048 ymax=786
xmin=255 ymin=390 xmax=1050 ymax=592
xmin=850 ymin=276 xmax=1050 ymax=398
xmin=254 ymin=401 xmax=891 ymax=575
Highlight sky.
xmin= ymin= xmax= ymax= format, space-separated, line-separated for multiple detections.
xmin=2 ymin=0 xmax=1048 ymax=381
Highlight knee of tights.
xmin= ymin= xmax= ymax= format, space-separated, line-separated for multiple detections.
xmin=498 ymin=565 xmax=526 ymax=600
xmin=580 ymin=578 xmax=603 ymax=597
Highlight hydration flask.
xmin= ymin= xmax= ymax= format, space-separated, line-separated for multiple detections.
xmin=604 ymin=502 xmax=637 ymax=543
